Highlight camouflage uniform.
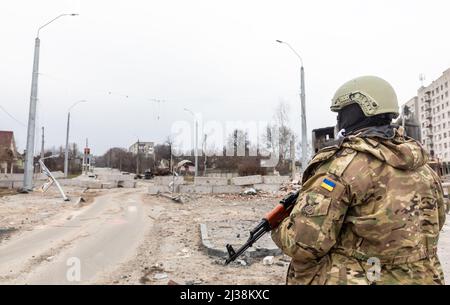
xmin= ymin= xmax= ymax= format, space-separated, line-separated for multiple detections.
xmin=272 ymin=126 xmax=447 ymax=285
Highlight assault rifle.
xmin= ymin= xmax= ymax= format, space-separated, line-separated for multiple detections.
xmin=224 ymin=191 xmax=300 ymax=265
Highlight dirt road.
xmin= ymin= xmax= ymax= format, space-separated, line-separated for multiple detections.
xmin=0 ymin=188 xmax=150 ymax=284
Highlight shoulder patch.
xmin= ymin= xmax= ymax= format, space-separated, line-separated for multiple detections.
xmin=320 ymin=178 xmax=336 ymax=192
xmin=328 ymin=149 xmax=358 ymax=178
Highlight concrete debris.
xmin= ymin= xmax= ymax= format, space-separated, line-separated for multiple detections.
xmin=242 ymin=188 xmax=257 ymax=195
xmin=262 ymin=256 xmax=274 ymax=266
xmin=153 ymin=273 xmax=168 ymax=280
xmin=236 ymin=259 xmax=247 ymax=266
xmin=279 ymin=180 xmax=302 ymax=193
xmin=159 ymin=193 xmax=184 ymax=203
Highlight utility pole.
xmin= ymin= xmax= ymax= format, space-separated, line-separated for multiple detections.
xmin=23 ymin=36 xmax=40 ymax=190
xmin=203 ymin=134 xmax=207 ymax=176
xmin=40 ymin=126 xmax=45 ymax=160
xmin=276 ymin=40 xmax=308 ymax=172
xmin=290 ymin=135 xmax=296 ymax=179
xmin=64 ymin=111 xmax=71 ymax=177
xmin=195 ymin=120 xmax=199 ymax=177
xmin=184 ymin=108 xmax=198 ymax=177
xmin=136 ymin=139 xmax=140 ymax=175
xmin=23 ymin=13 xmax=78 ymax=192
xmin=64 ymin=100 xmax=86 ymax=178
xmin=109 ymin=149 xmax=112 ymax=169
xmin=300 ymin=66 xmax=307 ymax=172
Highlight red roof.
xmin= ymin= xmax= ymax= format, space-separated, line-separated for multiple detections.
xmin=0 ymin=131 xmax=17 ymax=160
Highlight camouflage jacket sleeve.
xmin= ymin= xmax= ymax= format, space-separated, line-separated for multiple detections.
xmin=430 ymin=167 xmax=447 ymax=231
xmin=271 ymin=159 xmax=352 ymax=263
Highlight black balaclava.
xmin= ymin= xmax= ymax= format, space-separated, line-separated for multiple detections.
xmin=337 ymin=103 xmax=394 ymax=135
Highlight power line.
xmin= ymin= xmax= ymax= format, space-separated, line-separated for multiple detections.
xmin=0 ymin=105 xmax=26 ymax=128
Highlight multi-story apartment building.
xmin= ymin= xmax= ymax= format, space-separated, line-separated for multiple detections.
xmin=129 ymin=141 xmax=155 ymax=157
xmin=404 ymin=68 xmax=450 ymax=161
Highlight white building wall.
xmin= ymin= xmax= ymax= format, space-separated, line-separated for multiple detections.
xmin=416 ymin=68 xmax=450 ymax=161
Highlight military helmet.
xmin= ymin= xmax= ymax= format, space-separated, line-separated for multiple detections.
xmin=331 ymin=76 xmax=399 ymax=118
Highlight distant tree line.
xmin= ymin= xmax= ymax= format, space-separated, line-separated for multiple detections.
xmin=40 ymin=102 xmax=301 ymax=176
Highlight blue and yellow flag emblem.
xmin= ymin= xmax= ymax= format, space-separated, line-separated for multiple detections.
xmin=320 ymin=178 xmax=336 ymax=192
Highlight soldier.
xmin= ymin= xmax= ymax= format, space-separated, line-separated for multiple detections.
xmin=271 ymin=76 xmax=447 ymax=285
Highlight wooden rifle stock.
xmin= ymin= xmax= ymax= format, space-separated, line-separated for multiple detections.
xmin=224 ymin=191 xmax=299 ymax=265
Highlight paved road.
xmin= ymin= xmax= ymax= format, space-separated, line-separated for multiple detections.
xmin=0 ymin=189 xmax=150 ymax=284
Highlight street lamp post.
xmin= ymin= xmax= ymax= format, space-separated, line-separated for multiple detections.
xmin=276 ymin=40 xmax=308 ymax=173
xmin=184 ymin=108 xmax=198 ymax=177
xmin=23 ymin=13 xmax=79 ymax=191
xmin=64 ymin=100 xmax=87 ymax=178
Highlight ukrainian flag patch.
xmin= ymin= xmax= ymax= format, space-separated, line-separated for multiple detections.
xmin=320 ymin=178 xmax=336 ymax=192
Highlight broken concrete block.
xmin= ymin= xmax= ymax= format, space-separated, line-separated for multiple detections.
xmin=123 ymin=181 xmax=136 ymax=188
xmin=101 ymin=183 xmax=115 ymax=189
xmin=154 ymin=176 xmax=185 ymax=186
xmin=262 ymin=175 xmax=290 ymax=184
xmin=0 ymin=181 xmax=13 ymax=189
xmin=179 ymin=185 xmax=212 ymax=194
xmin=148 ymin=185 xmax=172 ymax=194
xmin=212 ymin=185 xmax=243 ymax=194
xmin=253 ymin=184 xmax=281 ymax=193
xmin=86 ymin=182 xmax=103 ymax=189
xmin=231 ymin=175 xmax=263 ymax=186
xmin=99 ymin=174 xmax=134 ymax=182
xmin=118 ymin=181 xmax=136 ymax=188
xmin=194 ymin=177 xmax=228 ymax=186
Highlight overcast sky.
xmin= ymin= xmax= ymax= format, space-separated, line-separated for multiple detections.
xmin=1 ymin=0 xmax=450 ymax=155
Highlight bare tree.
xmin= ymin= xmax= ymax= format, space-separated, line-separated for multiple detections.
xmin=273 ymin=101 xmax=294 ymax=161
